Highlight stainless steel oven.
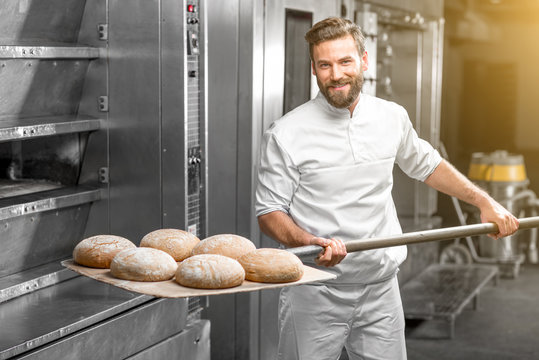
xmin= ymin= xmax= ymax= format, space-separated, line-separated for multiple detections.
xmin=0 ymin=0 xmax=209 ymax=358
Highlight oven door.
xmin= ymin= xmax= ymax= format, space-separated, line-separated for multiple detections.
xmin=262 ymin=0 xmax=340 ymax=131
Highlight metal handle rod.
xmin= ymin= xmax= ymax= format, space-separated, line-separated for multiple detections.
xmin=287 ymin=216 xmax=539 ymax=259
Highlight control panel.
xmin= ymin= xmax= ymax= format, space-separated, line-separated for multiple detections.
xmin=185 ymin=0 xmax=205 ymax=238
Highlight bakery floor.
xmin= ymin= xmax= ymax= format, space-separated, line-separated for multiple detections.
xmin=404 ymin=263 xmax=539 ymax=360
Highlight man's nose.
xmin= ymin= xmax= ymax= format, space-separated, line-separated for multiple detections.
xmin=330 ymin=64 xmax=343 ymax=81
xmin=331 ymin=64 xmax=343 ymax=80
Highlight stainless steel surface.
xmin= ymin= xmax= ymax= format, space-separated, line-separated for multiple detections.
xmin=107 ymin=0 xmax=162 ymax=241
xmin=0 ymin=179 xmax=61 ymax=198
xmin=0 ymin=115 xmax=101 ymax=142
xmin=262 ymin=0 xmax=339 ymax=133
xmin=0 ymin=186 xmax=99 ymax=221
xmin=126 ymin=319 xmax=211 ymax=360
xmin=0 ymin=59 xmax=90 ymax=118
xmin=0 ymin=1 xmax=203 ymax=359
xmin=13 ymin=297 xmax=188 ymax=360
xmin=0 ymin=261 xmax=77 ymax=303
xmin=288 ymin=217 xmax=539 ymax=259
xmin=356 ymin=9 xmax=378 ymax=95
xmin=0 ymin=276 xmax=154 ymax=359
xmin=0 ymin=204 xmax=91 ymax=278
xmin=364 ymin=2 xmax=444 ymax=219
xmin=205 ymin=6 xmax=248 ymax=360
xmin=7 ymin=297 xmax=188 ymax=360
xmin=358 ymin=0 xmax=444 ymax=18
xmin=205 ymin=1 xmax=264 ymax=359
xmin=0 ymin=0 xmax=87 ymax=43
xmin=161 ymin=0 xmax=188 ymax=233
xmin=161 ymin=0 xmax=208 ymax=237
xmin=0 ymin=45 xmax=100 ymax=59
xmin=283 ymin=9 xmax=312 ymax=114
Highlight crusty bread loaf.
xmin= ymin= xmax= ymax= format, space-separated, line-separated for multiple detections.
xmin=238 ymin=248 xmax=304 ymax=283
xmin=140 ymin=229 xmax=200 ymax=261
xmin=191 ymin=234 xmax=256 ymax=260
xmin=176 ymin=254 xmax=245 ymax=289
xmin=110 ymin=247 xmax=178 ymax=282
xmin=73 ymin=235 xmax=136 ymax=268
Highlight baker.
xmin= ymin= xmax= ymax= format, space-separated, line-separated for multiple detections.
xmin=255 ymin=17 xmax=519 ymax=360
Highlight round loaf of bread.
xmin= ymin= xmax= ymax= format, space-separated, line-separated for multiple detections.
xmin=110 ymin=247 xmax=178 ymax=282
xmin=73 ymin=235 xmax=136 ymax=268
xmin=191 ymin=234 xmax=256 ymax=260
xmin=238 ymin=248 xmax=304 ymax=283
xmin=176 ymin=254 xmax=245 ymax=289
xmin=140 ymin=228 xmax=200 ymax=261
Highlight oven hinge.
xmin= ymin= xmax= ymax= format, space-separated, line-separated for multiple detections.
xmin=98 ymin=24 xmax=108 ymax=41
xmin=98 ymin=96 xmax=109 ymax=112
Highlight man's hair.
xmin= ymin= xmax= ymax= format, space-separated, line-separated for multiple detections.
xmin=305 ymin=17 xmax=366 ymax=61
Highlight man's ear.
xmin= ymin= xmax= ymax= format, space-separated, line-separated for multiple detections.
xmin=361 ymin=50 xmax=369 ymax=72
xmin=312 ymin=61 xmax=316 ymax=76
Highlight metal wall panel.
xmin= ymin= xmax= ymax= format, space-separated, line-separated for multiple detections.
xmin=207 ymin=1 xmax=240 ymax=238
xmin=205 ymin=2 xmax=240 ymax=360
xmin=161 ymin=0 xmax=187 ymax=231
xmin=108 ymin=0 xmax=162 ymax=242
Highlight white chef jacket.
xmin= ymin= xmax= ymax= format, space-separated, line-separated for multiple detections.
xmin=256 ymin=92 xmax=442 ymax=284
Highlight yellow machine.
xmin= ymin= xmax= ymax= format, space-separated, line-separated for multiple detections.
xmin=468 ymin=150 xmax=527 ymax=184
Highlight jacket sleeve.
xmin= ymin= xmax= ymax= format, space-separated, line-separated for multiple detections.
xmin=395 ymin=107 xmax=442 ymax=181
xmin=255 ymin=129 xmax=300 ymax=217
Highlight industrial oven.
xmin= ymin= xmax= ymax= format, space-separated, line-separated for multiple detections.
xmin=0 ymin=0 xmax=209 ymax=359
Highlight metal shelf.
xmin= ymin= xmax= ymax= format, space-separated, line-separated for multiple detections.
xmin=0 ymin=260 xmax=78 ymax=304
xmin=0 ymin=115 xmax=102 ymax=142
xmin=0 ymin=276 xmax=155 ymax=359
xmin=0 ymin=45 xmax=101 ymax=59
xmin=0 ymin=186 xmax=101 ymax=221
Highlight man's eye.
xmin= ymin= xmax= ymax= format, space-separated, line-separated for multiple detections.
xmin=319 ymin=63 xmax=329 ymax=68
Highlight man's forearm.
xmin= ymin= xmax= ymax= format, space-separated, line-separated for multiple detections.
xmin=257 ymin=210 xmax=314 ymax=248
xmin=424 ymin=159 xmax=493 ymax=208
xmin=424 ymin=159 xmax=519 ymax=238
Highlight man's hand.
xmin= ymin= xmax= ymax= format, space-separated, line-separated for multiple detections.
xmin=479 ymin=199 xmax=520 ymax=239
xmin=310 ymin=237 xmax=347 ymax=267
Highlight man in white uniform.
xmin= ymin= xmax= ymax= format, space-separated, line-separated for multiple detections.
xmin=255 ymin=18 xmax=519 ymax=360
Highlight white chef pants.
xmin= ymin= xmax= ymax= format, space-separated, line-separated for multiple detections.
xmin=277 ymin=275 xmax=406 ymax=360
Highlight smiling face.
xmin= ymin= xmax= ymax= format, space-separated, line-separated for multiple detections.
xmin=312 ymin=35 xmax=368 ymax=112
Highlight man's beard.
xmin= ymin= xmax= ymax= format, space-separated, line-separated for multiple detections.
xmin=317 ymin=70 xmax=364 ymax=109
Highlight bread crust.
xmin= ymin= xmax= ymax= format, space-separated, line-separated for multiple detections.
xmin=191 ymin=234 xmax=256 ymax=259
xmin=110 ymin=247 xmax=178 ymax=281
xmin=238 ymin=248 xmax=304 ymax=283
xmin=73 ymin=235 xmax=136 ymax=268
xmin=176 ymin=254 xmax=245 ymax=289
xmin=140 ymin=228 xmax=200 ymax=261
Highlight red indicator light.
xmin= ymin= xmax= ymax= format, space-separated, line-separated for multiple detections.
xmin=187 ymin=4 xmax=195 ymax=12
